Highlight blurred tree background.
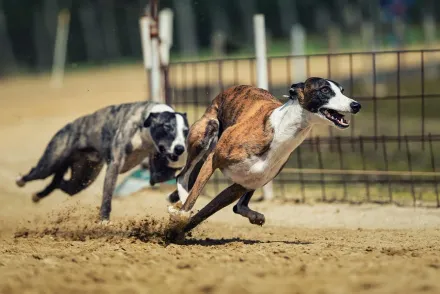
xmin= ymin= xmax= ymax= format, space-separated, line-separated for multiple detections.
xmin=0 ymin=0 xmax=438 ymax=75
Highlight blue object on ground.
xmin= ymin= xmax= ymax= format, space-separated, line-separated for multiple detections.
xmin=114 ymin=168 xmax=176 ymax=197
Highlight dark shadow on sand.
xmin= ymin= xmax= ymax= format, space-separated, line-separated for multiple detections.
xmin=181 ymin=237 xmax=313 ymax=246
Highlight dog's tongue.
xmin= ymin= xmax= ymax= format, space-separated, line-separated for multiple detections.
xmin=325 ymin=109 xmax=349 ymax=126
xmin=338 ymin=116 xmax=349 ymax=126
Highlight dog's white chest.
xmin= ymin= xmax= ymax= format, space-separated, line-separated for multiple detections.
xmin=221 ymin=136 xmax=306 ymax=190
xmin=221 ymin=103 xmax=311 ymax=190
xmin=222 ymin=152 xmax=289 ymax=190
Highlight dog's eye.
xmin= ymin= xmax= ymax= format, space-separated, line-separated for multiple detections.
xmin=321 ymin=87 xmax=330 ymax=93
xmin=183 ymin=129 xmax=189 ymax=137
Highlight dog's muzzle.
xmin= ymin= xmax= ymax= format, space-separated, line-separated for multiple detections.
xmin=174 ymin=145 xmax=185 ymax=156
xmin=159 ymin=144 xmax=185 ymax=162
xmin=167 ymin=154 xmax=179 ymax=162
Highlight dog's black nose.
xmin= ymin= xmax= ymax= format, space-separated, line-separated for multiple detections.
xmin=174 ymin=145 xmax=185 ymax=156
xmin=350 ymin=102 xmax=361 ymax=114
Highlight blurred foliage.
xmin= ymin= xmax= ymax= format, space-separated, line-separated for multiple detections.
xmin=0 ymin=0 xmax=439 ymax=72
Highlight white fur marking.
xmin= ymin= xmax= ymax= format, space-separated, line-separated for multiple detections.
xmin=323 ymin=80 xmax=355 ymax=113
xmin=170 ymin=114 xmax=187 ymax=151
xmin=16 ymin=176 xmax=25 ymax=187
xmin=129 ymin=108 xmax=151 ymax=150
xmin=222 ymin=99 xmax=312 ymax=190
xmin=167 ymin=113 xmax=188 ymax=168
xmin=150 ymin=103 xmax=175 ymax=114
xmin=167 ymin=205 xmax=191 ymax=220
xmin=177 ymin=181 xmax=189 ymax=204
xmin=130 ymin=130 xmax=144 ymax=150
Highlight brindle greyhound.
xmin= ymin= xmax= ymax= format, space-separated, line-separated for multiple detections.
xmin=167 ymin=77 xmax=362 ymax=237
xmin=16 ymin=102 xmax=189 ymax=221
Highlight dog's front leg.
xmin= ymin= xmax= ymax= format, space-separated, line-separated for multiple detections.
xmin=100 ymin=152 xmax=124 ymax=221
xmin=100 ymin=125 xmax=138 ymax=222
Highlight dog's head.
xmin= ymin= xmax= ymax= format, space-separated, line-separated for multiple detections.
xmin=288 ymin=77 xmax=361 ymax=129
xmin=143 ymin=111 xmax=189 ymax=162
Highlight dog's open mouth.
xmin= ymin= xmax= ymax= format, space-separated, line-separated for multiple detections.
xmin=319 ymin=108 xmax=350 ymax=128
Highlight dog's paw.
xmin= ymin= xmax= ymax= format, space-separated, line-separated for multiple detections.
xmin=168 ymin=205 xmax=191 ymax=220
xmin=31 ymin=194 xmax=41 ymax=203
xmin=248 ymin=211 xmax=266 ymax=226
xmin=165 ymin=207 xmax=191 ymax=244
xmin=99 ymin=219 xmax=112 ymax=226
xmin=16 ymin=176 xmax=26 ymax=188
xmin=169 ymin=200 xmax=183 ymax=210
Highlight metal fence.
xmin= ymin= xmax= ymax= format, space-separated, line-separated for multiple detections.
xmin=166 ymin=49 xmax=440 ymax=208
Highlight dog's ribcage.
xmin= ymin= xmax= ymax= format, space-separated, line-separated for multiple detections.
xmin=221 ymin=100 xmax=311 ymax=190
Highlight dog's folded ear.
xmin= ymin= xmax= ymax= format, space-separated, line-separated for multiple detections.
xmin=143 ymin=112 xmax=160 ymax=128
xmin=289 ymin=82 xmax=305 ymax=99
xmin=178 ymin=112 xmax=188 ymax=119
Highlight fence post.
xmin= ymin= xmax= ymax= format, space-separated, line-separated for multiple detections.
xmin=159 ymin=8 xmax=174 ymax=105
xmin=139 ymin=14 xmax=152 ymax=99
xmin=253 ymin=14 xmax=273 ymax=200
xmin=290 ymin=23 xmax=307 ymax=83
xmin=50 ymin=9 xmax=70 ymax=88
xmin=140 ymin=2 xmax=168 ymax=103
xmin=150 ymin=5 xmax=163 ymax=103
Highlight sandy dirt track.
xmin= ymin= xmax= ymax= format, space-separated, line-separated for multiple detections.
xmin=1 ymin=71 xmax=440 ymax=294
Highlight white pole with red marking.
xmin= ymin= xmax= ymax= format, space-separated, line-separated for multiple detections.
xmin=139 ymin=0 xmax=167 ymax=103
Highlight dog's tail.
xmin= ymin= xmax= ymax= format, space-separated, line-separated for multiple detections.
xmin=16 ymin=124 xmax=74 ymax=187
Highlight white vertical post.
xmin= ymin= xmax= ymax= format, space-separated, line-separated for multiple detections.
xmin=139 ymin=15 xmax=152 ymax=100
xmin=150 ymin=32 xmax=162 ymax=102
xmin=253 ymin=14 xmax=274 ymax=201
xmin=159 ymin=8 xmax=174 ymax=104
xmin=51 ymin=9 xmax=70 ymax=88
xmin=290 ymin=23 xmax=306 ymax=82
xmin=254 ymin=14 xmax=268 ymax=90
xmin=159 ymin=8 xmax=173 ymax=66
xmin=139 ymin=16 xmax=152 ymax=71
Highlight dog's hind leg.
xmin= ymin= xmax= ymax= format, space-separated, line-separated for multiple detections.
xmin=59 ymin=159 xmax=104 ymax=196
xmin=184 ymin=184 xmax=249 ymax=233
xmin=16 ymin=166 xmax=55 ymax=187
xmin=32 ymin=165 xmax=69 ymax=202
xmin=16 ymin=129 xmax=72 ymax=187
xmin=233 ymin=191 xmax=265 ymax=226
xmin=168 ymin=118 xmax=219 ymax=204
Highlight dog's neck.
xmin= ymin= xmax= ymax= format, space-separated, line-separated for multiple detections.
xmin=269 ymin=98 xmax=313 ymax=142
